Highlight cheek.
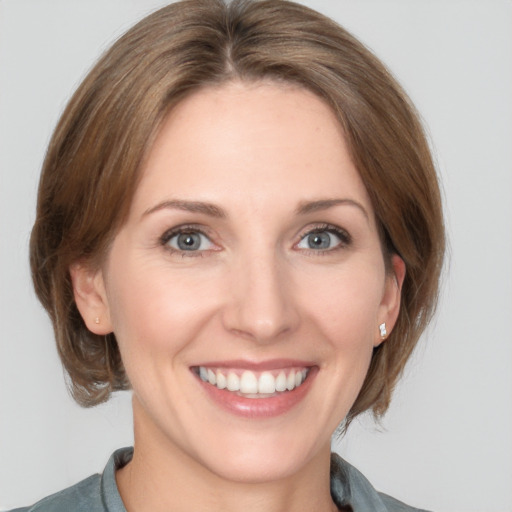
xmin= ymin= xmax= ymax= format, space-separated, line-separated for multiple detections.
xmin=291 ymin=265 xmax=385 ymax=424
xmin=104 ymin=255 xmax=220 ymax=361
xmin=300 ymin=264 xmax=385 ymax=350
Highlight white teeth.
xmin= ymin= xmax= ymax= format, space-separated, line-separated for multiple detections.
xmin=275 ymin=371 xmax=287 ymax=392
xmin=240 ymin=371 xmax=258 ymax=393
xmin=216 ymin=370 xmax=227 ymax=389
xmin=198 ymin=367 xmax=309 ymax=396
xmin=258 ymin=372 xmax=276 ymax=394
xmin=286 ymin=372 xmax=296 ymax=391
xmin=227 ymin=372 xmax=240 ymax=391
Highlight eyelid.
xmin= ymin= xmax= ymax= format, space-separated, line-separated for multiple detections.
xmin=160 ymin=223 xmax=210 ymax=242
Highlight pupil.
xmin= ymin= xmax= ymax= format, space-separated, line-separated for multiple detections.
xmin=178 ymin=233 xmax=200 ymax=250
xmin=308 ymin=232 xmax=330 ymax=249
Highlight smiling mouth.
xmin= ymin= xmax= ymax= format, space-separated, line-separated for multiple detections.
xmin=193 ymin=366 xmax=310 ymax=398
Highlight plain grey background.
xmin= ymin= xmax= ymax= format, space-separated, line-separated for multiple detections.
xmin=1 ymin=1 xmax=511 ymax=511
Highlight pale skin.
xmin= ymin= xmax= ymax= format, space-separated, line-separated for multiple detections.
xmin=71 ymin=81 xmax=405 ymax=512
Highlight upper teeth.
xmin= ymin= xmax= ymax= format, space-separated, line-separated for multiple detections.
xmin=198 ymin=367 xmax=308 ymax=395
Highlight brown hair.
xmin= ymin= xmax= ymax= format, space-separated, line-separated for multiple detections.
xmin=30 ymin=0 xmax=445 ymax=422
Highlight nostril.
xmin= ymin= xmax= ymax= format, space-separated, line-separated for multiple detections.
xmin=226 ymin=319 xmax=293 ymax=344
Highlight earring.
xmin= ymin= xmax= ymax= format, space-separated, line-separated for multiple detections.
xmin=94 ymin=317 xmax=100 ymax=324
xmin=379 ymin=323 xmax=387 ymax=338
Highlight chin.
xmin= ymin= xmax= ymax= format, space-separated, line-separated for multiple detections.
xmin=188 ymin=428 xmax=330 ymax=484
xmin=201 ymin=451 xmax=310 ymax=484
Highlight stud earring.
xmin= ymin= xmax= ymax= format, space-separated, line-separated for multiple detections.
xmin=94 ymin=317 xmax=100 ymax=324
xmin=379 ymin=323 xmax=387 ymax=338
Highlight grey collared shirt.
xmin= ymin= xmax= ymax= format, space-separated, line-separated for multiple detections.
xmin=8 ymin=447 xmax=430 ymax=512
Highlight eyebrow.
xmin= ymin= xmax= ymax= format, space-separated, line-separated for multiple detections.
xmin=142 ymin=199 xmax=227 ymax=219
xmin=295 ymin=198 xmax=369 ymax=220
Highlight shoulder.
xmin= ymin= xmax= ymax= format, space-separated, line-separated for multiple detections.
xmin=7 ymin=447 xmax=131 ymax=512
xmin=6 ymin=474 xmax=104 ymax=512
xmin=331 ymin=453 xmax=432 ymax=512
xmin=378 ymin=493 xmax=432 ymax=512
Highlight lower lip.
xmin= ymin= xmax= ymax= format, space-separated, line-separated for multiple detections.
xmin=195 ymin=367 xmax=318 ymax=419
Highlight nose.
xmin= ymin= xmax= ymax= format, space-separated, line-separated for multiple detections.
xmin=221 ymin=249 xmax=300 ymax=344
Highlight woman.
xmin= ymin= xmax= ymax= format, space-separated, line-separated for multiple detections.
xmin=12 ymin=0 xmax=444 ymax=510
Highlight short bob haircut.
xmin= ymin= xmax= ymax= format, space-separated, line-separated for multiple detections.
xmin=30 ymin=0 xmax=445 ymax=424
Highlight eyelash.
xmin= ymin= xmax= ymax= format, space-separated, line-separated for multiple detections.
xmin=296 ymin=223 xmax=352 ymax=255
xmin=160 ymin=224 xmax=213 ymax=258
xmin=159 ymin=223 xmax=352 ymax=257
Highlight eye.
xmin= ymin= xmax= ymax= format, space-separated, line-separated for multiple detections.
xmin=296 ymin=226 xmax=350 ymax=252
xmin=163 ymin=229 xmax=215 ymax=252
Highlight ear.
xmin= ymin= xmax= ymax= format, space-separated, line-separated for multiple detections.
xmin=375 ymin=254 xmax=406 ymax=347
xmin=69 ymin=263 xmax=113 ymax=335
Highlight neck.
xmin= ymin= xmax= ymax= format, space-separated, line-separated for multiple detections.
xmin=116 ymin=400 xmax=338 ymax=512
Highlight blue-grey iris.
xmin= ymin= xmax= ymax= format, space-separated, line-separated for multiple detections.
xmin=177 ymin=233 xmax=201 ymax=250
xmin=307 ymin=232 xmax=331 ymax=249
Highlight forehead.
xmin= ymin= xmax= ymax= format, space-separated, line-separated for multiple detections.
xmin=131 ymin=81 xmax=372 ymax=217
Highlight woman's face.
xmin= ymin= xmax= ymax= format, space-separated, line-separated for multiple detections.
xmin=79 ymin=81 xmax=403 ymax=482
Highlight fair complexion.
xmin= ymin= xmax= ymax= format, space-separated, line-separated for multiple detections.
xmin=72 ymin=81 xmax=404 ymax=512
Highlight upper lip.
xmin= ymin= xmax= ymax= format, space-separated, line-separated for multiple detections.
xmin=192 ymin=359 xmax=315 ymax=371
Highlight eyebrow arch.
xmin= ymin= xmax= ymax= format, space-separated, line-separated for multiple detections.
xmin=142 ymin=199 xmax=227 ymax=219
xmin=296 ymin=198 xmax=369 ymax=221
